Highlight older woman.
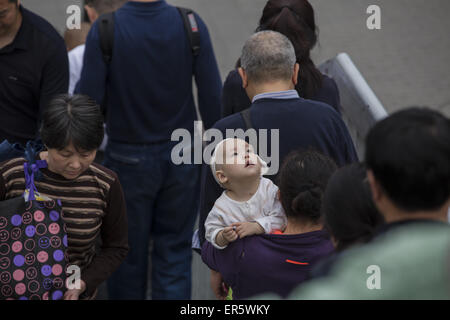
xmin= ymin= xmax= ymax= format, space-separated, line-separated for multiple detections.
xmin=201 ymin=150 xmax=337 ymax=299
xmin=0 ymin=94 xmax=128 ymax=300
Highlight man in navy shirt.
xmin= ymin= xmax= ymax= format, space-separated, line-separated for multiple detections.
xmin=199 ymin=31 xmax=358 ymax=245
xmin=0 ymin=0 xmax=68 ymax=149
xmin=76 ymin=0 xmax=222 ymax=299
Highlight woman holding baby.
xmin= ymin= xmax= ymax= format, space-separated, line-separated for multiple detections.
xmin=201 ymin=140 xmax=337 ymax=300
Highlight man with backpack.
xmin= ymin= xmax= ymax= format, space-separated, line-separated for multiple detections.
xmin=76 ymin=0 xmax=222 ymax=300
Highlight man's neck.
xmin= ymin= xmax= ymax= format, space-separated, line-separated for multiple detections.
xmin=382 ymin=204 xmax=449 ymax=224
xmin=247 ymin=81 xmax=294 ymax=101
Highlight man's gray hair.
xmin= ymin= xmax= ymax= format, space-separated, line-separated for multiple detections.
xmin=240 ymin=31 xmax=296 ymax=84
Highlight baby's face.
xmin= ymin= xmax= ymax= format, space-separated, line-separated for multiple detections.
xmin=216 ymin=139 xmax=262 ymax=183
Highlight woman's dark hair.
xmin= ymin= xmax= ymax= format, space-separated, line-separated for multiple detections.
xmin=277 ymin=149 xmax=338 ymax=224
xmin=366 ymin=107 xmax=450 ymax=212
xmin=251 ymin=0 xmax=323 ymax=99
xmin=322 ymin=163 xmax=385 ymax=252
xmin=40 ymin=94 xmax=104 ymax=152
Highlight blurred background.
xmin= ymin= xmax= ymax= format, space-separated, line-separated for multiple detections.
xmin=20 ymin=0 xmax=450 ymax=299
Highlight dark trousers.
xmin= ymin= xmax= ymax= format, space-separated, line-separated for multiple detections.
xmin=104 ymin=140 xmax=200 ymax=299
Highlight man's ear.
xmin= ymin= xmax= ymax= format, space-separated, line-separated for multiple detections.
xmin=292 ymin=63 xmax=300 ymax=86
xmin=367 ymin=169 xmax=382 ymax=204
xmin=84 ymin=5 xmax=99 ymax=23
xmin=216 ymin=171 xmax=228 ymax=185
xmin=238 ymin=67 xmax=248 ymax=89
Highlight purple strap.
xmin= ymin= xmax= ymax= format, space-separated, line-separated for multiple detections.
xmin=23 ymin=160 xmax=47 ymax=201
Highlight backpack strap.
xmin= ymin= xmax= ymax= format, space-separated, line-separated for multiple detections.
xmin=240 ymin=108 xmax=253 ymax=130
xmin=98 ymin=12 xmax=115 ymax=64
xmin=177 ymin=7 xmax=201 ymax=57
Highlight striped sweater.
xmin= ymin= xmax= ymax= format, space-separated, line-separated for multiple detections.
xmin=0 ymin=157 xmax=129 ymax=297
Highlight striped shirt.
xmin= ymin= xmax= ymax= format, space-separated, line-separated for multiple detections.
xmin=0 ymin=157 xmax=129 ymax=297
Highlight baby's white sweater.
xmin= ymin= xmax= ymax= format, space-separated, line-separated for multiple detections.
xmin=205 ymin=177 xmax=287 ymax=249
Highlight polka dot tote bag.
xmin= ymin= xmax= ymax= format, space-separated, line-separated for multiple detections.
xmin=0 ymin=161 xmax=68 ymax=300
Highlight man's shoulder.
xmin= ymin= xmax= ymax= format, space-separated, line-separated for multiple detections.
xmin=295 ymin=98 xmax=338 ymax=115
xmin=212 ymin=113 xmax=245 ymax=132
xmin=22 ymin=6 xmax=65 ymax=46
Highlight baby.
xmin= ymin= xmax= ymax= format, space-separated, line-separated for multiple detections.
xmin=205 ymin=138 xmax=287 ymax=249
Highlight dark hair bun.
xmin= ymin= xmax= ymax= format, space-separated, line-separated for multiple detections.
xmin=291 ymin=186 xmax=322 ymax=219
xmin=278 ymin=150 xmax=337 ymax=223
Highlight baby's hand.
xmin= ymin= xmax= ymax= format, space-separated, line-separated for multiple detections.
xmin=216 ymin=226 xmax=238 ymax=247
xmin=231 ymin=222 xmax=264 ymax=239
xmin=222 ymin=226 xmax=238 ymax=242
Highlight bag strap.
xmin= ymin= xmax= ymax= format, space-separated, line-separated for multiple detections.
xmin=240 ymin=108 xmax=253 ymax=130
xmin=98 ymin=12 xmax=115 ymax=64
xmin=177 ymin=7 xmax=201 ymax=57
xmin=98 ymin=8 xmax=201 ymax=63
xmin=24 ymin=160 xmax=47 ymax=201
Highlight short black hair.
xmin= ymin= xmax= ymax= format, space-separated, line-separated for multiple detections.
xmin=365 ymin=107 xmax=450 ymax=212
xmin=322 ymin=163 xmax=385 ymax=252
xmin=278 ymin=149 xmax=338 ymax=223
xmin=40 ymin=94 xmax=104 ymax=152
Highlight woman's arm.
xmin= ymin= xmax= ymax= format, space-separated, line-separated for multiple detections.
xmin=79 ymin=175 xmax=129 ymax=298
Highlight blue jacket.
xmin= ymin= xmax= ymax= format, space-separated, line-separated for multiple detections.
xmin=76 ymin=0 xmax=222 ymax=143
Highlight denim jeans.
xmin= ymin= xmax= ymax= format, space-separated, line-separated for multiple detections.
xmin=104 ymin=140 xmax=200 ymax=300
xmin=0 ymin=140 xmax=26 ymax=163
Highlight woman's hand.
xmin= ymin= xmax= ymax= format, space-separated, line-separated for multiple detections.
xmin=210 ymin=270 xmax=228 ymax=300
xmin=63 ymin=279 xmax=87 ymax=300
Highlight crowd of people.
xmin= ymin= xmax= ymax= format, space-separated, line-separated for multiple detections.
xmin=0 ymin=0 xmax=448 ymax=300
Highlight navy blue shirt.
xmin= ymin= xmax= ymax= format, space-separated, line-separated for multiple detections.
xmin=76 ymin=0 xmax=222 ymax=143
xmin=0 ymin=6 xmax=69 ymax=145
xmin=221 ymin=69 xmax=341 ymax=118
xmin=199 ymin=97 xmax=358 ymax=244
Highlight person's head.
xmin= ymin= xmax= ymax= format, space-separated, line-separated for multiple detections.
xmin=210 ymin=138 xmax=267 ymax=189
xmin=365 ymin=107 xmax=450 ymax=222
xmin=277 ymin=149 xmax=337 ymax=225
xmin=255 ymin=0 xmax=322 ymax=99
xmin=322 ymin=163 xmax=385 ymax=252
xmin=40 ymin=94 xmax=104 ymax=180
xmin=238 ymin=30 xmax=299 ymax=99
xmin=0 ymin=0 xmax=20 ymax=34
xmin=64 ymin=22 xmax=91 ymax=51
xmin=84 ymin=0 xmax=126 ymax=23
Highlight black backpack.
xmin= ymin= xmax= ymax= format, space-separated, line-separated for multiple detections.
xmin=95 ymin=7 xmax=201 ymax=115
xmin=98 ymin=7 xmax=201 ymax=64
